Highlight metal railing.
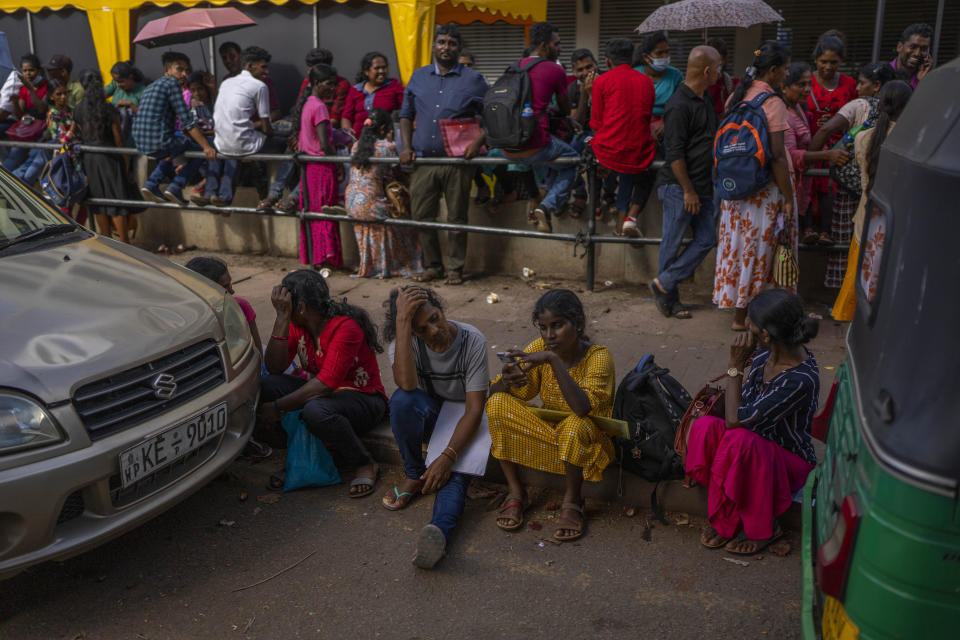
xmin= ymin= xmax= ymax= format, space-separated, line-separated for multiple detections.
xmin=0 ymin=139 xmax=843 ymax=291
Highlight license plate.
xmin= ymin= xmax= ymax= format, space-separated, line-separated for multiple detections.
xmin=822 ymin=595 xmax=860 ymax=640
xmin=119 ymin=404 xmax=227 ymax=488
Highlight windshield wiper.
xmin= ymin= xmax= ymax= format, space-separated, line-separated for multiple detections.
xmin=0 ymin=224 xmax=79 ymax=251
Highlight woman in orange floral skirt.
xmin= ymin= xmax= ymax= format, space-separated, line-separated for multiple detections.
xmin=714 ymin=42 xmax=797 ymax=331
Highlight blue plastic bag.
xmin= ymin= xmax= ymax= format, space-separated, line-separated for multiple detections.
xmin=281 ymin=411 xmax=341 ymax=491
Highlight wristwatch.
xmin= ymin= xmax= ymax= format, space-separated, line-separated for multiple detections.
xmin=727 ymin=367 xmax=743 ymax=378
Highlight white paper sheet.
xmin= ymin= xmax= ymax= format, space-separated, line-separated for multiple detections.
xmin=424 ymin=401 xmax=491 ymax=477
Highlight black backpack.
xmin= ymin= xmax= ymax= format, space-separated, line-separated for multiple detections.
xmin=612 ymin=355 xmax=693 ymax=520
xmin=482 ymin=58 xmax=546 ymax=149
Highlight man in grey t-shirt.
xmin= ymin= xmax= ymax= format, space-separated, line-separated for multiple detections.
xmin=382 ymin=287 xmax=489 ymax=569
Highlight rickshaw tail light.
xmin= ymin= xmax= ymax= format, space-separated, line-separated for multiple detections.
xmin=816 ymin=494 xmax=862 ymax=600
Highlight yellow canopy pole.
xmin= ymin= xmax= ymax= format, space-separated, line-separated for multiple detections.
xmin=387 ymin=0 xmax=437 ymax=83
xmin=86 ymin=6 xmax=132 ymax=82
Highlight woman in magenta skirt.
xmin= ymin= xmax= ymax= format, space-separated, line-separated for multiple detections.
xmin=687 ymin=289 xmax=820 ymax=555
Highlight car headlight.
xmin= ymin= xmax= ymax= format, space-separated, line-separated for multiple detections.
xmin=215 ymin=294 xmax=252 ymax=367
xmin=0 ymin=392 xmax=63 ymax=454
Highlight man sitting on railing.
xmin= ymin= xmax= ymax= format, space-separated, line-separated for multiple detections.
xmin=499 ymin=22 xmax=579 ymax=234
xmin=132 ymin=51 xmax=217 ymax=205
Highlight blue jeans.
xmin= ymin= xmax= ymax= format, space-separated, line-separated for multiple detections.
xmin=390 ymin=388 xmax=470 ymax=543
xmin=656 ymin=183 xmax=718 ymax=293
xmin=145 ymin=137 xmax=205 ymax=190
xmin=508 ymin=135 xmax=578 ymax=212
xmin=12 ymin=148 xmax=51 ymax=184
xmin=263 ymin=136 xmax=299 ymax=199
xmin=204 ymin=158 xmax=239 ymax=202
xmin=2 ymin=146 xmax=29 ymax=172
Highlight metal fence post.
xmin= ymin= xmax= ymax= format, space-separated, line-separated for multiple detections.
xmin=585 ymin=163 xmax=597 ymax=291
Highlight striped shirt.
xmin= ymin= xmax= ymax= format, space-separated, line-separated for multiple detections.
xmin=738 ymin=348 xmax=819 ymax=465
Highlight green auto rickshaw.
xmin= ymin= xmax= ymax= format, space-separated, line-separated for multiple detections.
xmin=801 ymin=58 xmax=960 ymax=638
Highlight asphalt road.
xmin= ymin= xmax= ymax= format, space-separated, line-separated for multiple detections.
xmin=1 ymin=456 xmax=803 ymax=640
xmin=0 ymin=258 xmax=842 ymax=639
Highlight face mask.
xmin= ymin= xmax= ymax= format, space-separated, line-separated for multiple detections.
xmin=649 ymin=57 xmax=671 ymax=72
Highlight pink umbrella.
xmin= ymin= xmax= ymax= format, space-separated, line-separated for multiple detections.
xmin=133 ymin=7 xmax=256 ymax=48
xmin=636 ymin=0 xmax=783 ymax=36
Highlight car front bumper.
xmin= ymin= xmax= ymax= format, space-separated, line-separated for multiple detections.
xmin=0 ymin=347 xmax=260 ymax=580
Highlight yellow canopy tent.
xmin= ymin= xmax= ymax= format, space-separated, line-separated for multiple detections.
xmin=0 ymin=0 xmax=545 ymax=83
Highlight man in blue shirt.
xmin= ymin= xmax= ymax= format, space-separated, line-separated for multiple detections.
xmin=399 ymin=24 xmax=488 ymax=286
xmin=132 ymin=51 xmax=217 ymax=204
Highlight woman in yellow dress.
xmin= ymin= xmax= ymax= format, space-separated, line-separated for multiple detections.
xmin=486 ymin=289 xmax=615 ymax=542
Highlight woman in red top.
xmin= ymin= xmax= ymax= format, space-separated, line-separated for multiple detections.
xmin=259 ymin=270 xmax=387 ymax=498
xmin=805 ymin=35 xmax=857 ymax=245
xmin=341 ymin=52 xmax=404 ymax=134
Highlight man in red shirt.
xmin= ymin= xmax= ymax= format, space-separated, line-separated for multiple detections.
xmin=589 ymin=38 xmax=655 ymax=237
xmin=502 ymin=22 xmax=579 ymax=233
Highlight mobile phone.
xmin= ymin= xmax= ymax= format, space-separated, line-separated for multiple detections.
xmin=497 ymin=352 xmax=518 ymax=364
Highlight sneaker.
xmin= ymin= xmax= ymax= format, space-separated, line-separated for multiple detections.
xmin=412 ymin=524 xmax=446 ymax=569
xmin=140 ymin=184 xmax=167 ymax=203
xmin=210 ymin=196 xmax=231 ymax=207
xmin=163 ymin=185 xmax=188 ymax=206
xmin=621 ymin=216 xmax=640 ymax=238
xmin=190 ymin=193 xmax=211 ymax=206
xmin=532 ymin=207 xmax=552 ymax=233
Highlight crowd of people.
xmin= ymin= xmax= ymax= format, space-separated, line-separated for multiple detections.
xmin=199 ymin=265 xmax=825 ymax=568
xmin=0 ymin=21 xmax=933 ymax=319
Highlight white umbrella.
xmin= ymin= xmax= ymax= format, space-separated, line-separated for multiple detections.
xmin=636 ymin=0 xmax=784 ymax=35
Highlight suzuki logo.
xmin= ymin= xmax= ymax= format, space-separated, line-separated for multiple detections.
xmin=151 ymin=373 xmax=177 ymax=400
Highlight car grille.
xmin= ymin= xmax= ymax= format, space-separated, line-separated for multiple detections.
xmin=56 ymin=490 xmax=85 ymax=524
xmin=109 ymin=438 xmax=220 ymax=508
xmin=73 ymin=340 xmax=225 ymax=440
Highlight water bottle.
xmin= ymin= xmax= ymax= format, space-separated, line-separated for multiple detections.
xmin=521 ymin=103 xmax=534 ymax=118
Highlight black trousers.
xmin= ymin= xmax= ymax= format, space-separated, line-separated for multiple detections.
xmin=260 ymin=374 xmax=387 ymax=469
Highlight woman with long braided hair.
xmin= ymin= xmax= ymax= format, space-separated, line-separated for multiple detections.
xmin=259 ymin=269 xmax=387 ymax=497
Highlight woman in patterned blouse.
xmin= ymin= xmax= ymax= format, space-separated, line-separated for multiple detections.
xmin=687 ymin=289 xmax=820 ymax=555
xmin=258 ymin=270 xmax=387 ymax=498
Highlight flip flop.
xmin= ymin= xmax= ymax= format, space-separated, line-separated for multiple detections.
xmin=724 ymin=524 xmax=784 ymax=555
xmin=554 ymin=501 xmax=586 ymax=542
xmin=382 ymin=486 xmax=416 ymax=511
xmin=267 ymin=472 xmax=285 ymax=491
xmin=671 ymin=301 xmax=693 ymax=320
xmin=349 ymin=469 xmax=379 ymax=498
xmin=495 ymin=495 xmax=527 ymax=531
xmin=649 ymin=281 xmax=672 ymax=318
xmin=414 ymin=267 xmax=443 ymax=283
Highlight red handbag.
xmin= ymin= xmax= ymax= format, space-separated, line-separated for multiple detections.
xmin=438 ymin=117 xmax=486 ymax=158
xmin=675 ymin=373 xmax=727 ymax=487
xmin=6 ymin=117 xmax=45 ymax=142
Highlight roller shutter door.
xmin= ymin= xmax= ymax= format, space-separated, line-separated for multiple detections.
xmin=459 ymin=21 xmax=528 ymax=83
xmin=760 ymin=0 xmax=958 ymax=76
xmin=547 ymin=0 xmax=579 ymax=72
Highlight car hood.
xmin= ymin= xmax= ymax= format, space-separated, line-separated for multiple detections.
xmin=0 ymin=236 xmax=222 ymax=403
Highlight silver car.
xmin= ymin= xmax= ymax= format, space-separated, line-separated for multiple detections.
xmin=0 ymin=170 xmax=260 ymax=579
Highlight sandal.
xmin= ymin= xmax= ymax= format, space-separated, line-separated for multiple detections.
xmin=671 ymin=301 xmax=692 ymax=320
xmin=444 ymin=270 xmax=465 ymax=286
xmin=495 ymin=494 xmax=527 ymax=531
xmin=257 ymin=195 xmax=278 ymax=212
xmin=349 ymin=465 xmax=379 ymax=498
xmin=818 ymin=232 xmax=834 ymax=246
xmin=569 ymin=199 xmax=585 ymax=219
xmin=382 ymin=485 xmax=418 ymax=511
xmin=554 ymin=501 xmax=585 ymax=541
xmin=724 ymin=523 xmax=783 ymax=555
xmin=649 ymin=280 xmax=671 ymax=318
xmin=412 ymin=524 xmax=446 ymax=570
xmin=802 ymin=229 xmax=820 ymax=245
xmin=278 ymin=196 xmax=298 ymax=213
xmin=414 ymin=267 xmax=443 ymax=283
xmin=267 ymin=472 xmax=286 ymax=491
xmin=700 ymin=525 xmax=731 ymax=549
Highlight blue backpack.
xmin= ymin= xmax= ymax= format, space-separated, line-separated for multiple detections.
xmin=40 ymin=146 xmax=87 ymax=208
xmin=713 ymin=92 xmax=776 ymax=200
